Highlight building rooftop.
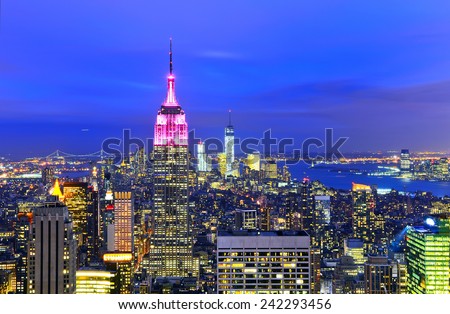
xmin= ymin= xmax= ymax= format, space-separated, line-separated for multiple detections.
xmin=218 ymin=230 xmax=309 ymax=237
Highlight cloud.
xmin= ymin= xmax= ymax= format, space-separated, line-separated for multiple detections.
xmin=197 ymin=50 xmax=243 ymax=60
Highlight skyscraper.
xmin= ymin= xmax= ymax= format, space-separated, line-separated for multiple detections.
xmin=224 ymin=110 xmax=235 ymax=175
xmin=364 ymin=256 xmax=396 ymax=294
xmin=406 ymin=217 xmax=450 ymax=294
xmin=114 ymin=191 xmax=134 ymax=253
xmin=28 ymin=197 xmax=77 ymax=294
xmin=300 ymin=178 xmax=314 ymax=233
xmin=217 ymin=152 xmax=227 ymax=177
xmin=352 ymin=183 xmax=375 ymax=253
xmin=86 ymin=186 xmax=100 ymax=263
xmin=195 ymin=141 xmax=210 ymax=172
xmin=148 ymin=40 xmax=194 ymax=278
xmin=312 ymin=195 xmax=331 ymax=248
xmin=400 ymin=149 xmax=412 ymax=176
xmin=15 ymin=213 xmax=32 ymax=293
xmin=63 ymin=182 xmax=89 ymax=238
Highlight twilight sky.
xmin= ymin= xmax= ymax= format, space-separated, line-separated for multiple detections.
xmin=1 ymin=0 xmax=450 ymax=158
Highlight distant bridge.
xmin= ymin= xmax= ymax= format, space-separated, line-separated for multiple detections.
xmin=45 ymin=149 xmax=115 ymax=159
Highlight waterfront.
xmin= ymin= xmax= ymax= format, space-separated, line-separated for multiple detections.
xmin=288 ymin=162 xmax=450 ymax=197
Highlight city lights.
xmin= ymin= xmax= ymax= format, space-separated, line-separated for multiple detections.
xmin=0 ymin=2 xmax=449 ymax=302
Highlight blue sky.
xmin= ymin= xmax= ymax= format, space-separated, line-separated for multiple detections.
xmin=1 ymin=0 xmax=450 ymax=158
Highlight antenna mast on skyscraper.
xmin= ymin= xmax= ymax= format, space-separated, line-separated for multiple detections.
xmin=228 ymin=109 xmax=232 ymax=126
xmin=169 ymin=37 xmax=173 ymax=75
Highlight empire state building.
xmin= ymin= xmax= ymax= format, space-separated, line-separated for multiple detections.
xmin=148 ymin=40 xmax=194 ymax=277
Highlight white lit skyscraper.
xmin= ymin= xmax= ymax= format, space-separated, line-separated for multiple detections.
xmin=195 ymin=141 xmax=210 ymax=172
xmin=224 ymin=110 xmax=235 ymax=175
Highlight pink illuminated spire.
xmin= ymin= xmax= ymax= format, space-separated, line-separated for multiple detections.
xmin=165 ymin=37 xmax=177 ymax=105
xmin=154 ymin=38 xmax=188 ymax=147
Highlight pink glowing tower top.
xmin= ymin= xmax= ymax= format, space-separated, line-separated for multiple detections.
xmin=154 ymin=38 xmax=188 ymax=146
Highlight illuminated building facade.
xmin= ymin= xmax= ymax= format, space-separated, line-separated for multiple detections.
xmin=224 ymin=110 xmax=235 ymax=175
xmin=245 ymin=153 xmax=260 ymax=171
xmin=114 ymin=191 xmax=134 ymax=253
xmin=218 ymin=153 xmax=227 ymax=177
xmin=433 ymin=157 xmax=449 ymax=179
xmin=406 ymin=218 xmax=450 ymax=294
xmin=310 ymin=247 xmax=321 ymax=294
xmin=235 ymin=208 xmax=257 ymax=230
xmin=0 ymin=270 xmax=13 ymax=294
xmin=63 ymin=182 xmax=89 ymax=239
xmin=300 ymin=178 xmax=314 ymax=233
xmin=332 ymin=256 xmax=364 ymax=294
xmin=400 ymin=149 xmax=411 ymax=174
xmin=86 ymin=186 xmax=100 ymax=263
xmin=76 ymin=269 xmax=115 ymax=294
xmin=311 ymin=195 xmax=331 ymax=248
xmin=148 ymin=40 xmax=194 ymax=278
xmin=0 ymin=257 xmax=16 ymax=294
xmin=217 ymin=230 xmax=310 ymax=294
xmin=263 ymin=159 xmax=277 ymax=179
xmin=103 ymin=253 xmax=133 ymax=294
xmin=364 ymin=256 xmax=396 ymax=294
xmin=28 ymin=198 xmax=77 ymax=294
xmin=41 ymin=167 xmax=54 ymax=185
xmin=15 ymin=213 xmax=31 ymax=293
xmin=195 ymin=142 xmax=210 ymax=172
xmin=352 ymin=183 xmax=375 ymax=253
xmin=344 ymin=238 xmax=366 ymax=273
xmin=285 ymin=192 xmax=301 ymax=231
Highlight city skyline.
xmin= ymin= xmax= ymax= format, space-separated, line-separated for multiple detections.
xmin=1 ymin=27 xmax=450 ymax=295
xmin=1 ymin=1 xmax=450 ymax=158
